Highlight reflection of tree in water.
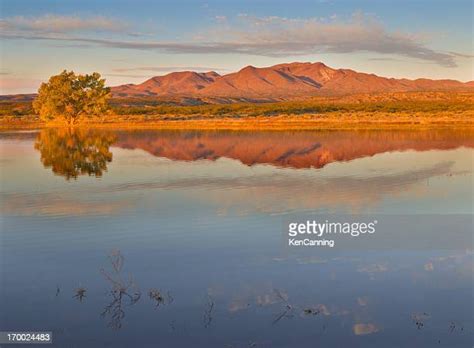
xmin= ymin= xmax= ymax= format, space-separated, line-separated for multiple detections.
xmin=100 ymin=250 xmax=141 ymax=330
xmin=34 ymin=128 xmax=116 ymax=180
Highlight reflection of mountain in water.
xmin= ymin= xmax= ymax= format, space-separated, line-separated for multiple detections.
xmin=35 ymin=128 xmax=116 ymax=179
xmin=116 ymin=129 xmax=474 ymax=169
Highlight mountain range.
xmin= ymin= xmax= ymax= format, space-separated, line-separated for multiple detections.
xmin=115 ymin=129 xmax=474 ymax=169
xmin=112 ymin=62 xmax=473 ymax=101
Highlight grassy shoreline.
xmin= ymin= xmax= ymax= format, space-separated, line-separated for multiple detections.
xmin=1 ymin=112 xmax=473 ymax=131
xmin=1 ymin=91 xmax=473 ymax=130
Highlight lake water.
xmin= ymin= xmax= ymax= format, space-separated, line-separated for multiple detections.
xmin=1 ymin=128 xmax=473 ymax=347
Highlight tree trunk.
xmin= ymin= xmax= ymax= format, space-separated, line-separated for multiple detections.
xmin=68 ymin=115 xmax=78 ymax=127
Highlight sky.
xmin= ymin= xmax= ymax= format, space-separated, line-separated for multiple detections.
xmin=1 ymin=0 xmax=473 ymax=94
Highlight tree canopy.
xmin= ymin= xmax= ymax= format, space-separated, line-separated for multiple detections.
xmin=33 ymin=70 xmax=111 ymax=125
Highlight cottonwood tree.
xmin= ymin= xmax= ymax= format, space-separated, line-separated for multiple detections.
xmin=33 ymin=70 xmax=110 ymax=125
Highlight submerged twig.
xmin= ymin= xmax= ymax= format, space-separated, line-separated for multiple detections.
xmin=203 ymin=295 xmax=215 ymax=328
xmin=148 ymin=289 xmax=173 ymax=308
xmin=100 ymin=250 xmax=141 ymax=329
xmin=73 ymin=287 xmax=87 ymax=302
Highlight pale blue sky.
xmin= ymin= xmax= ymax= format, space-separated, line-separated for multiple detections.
xmin=1 ymin=0 xmax=473 ymax=93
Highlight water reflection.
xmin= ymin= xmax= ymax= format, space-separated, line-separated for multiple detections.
xmin=1 ymin=129 xmax=472 ymax=347
xmin=149 ymin=289 xmax=173 ymax=308
xmin=23 ymin=128 xmax=474 ymax=175
xmin=1 ymin=127 xmax=469 ymax=216
xmin=34 ymin=128 xmax=116 ymax=179
xmin=115 ymin=129 xmax=474 ymax=169
xmin=50 ymin=250 xmax=471 ymax=346
xmin=73 ymin=287 xmax=87 ymax=302
xmin=100 ymin=250 xmax=141 ymax=329
xmin=203 ymin=295 xmax=215 ymax=328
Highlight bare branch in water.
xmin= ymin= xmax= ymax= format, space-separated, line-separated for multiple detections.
xmin=203 ymin=295 xmax=215 ymax=328
xmin=272 ymin=305 xmax=294 ymax=325
xmin=411 ymin=312 xmax=430 ymax=330
xmin=73 ymin=287 xmax=87 ymax=302
xmin=148 ymin=289 xmax=173 ymax=308
xmin=271 ymin=289 xmax=296 ymax=325
xmin=100 ymin=250 xmax=141 ymax=330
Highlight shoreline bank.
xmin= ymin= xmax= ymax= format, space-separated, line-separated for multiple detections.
xmin=1 ymin=113 xmax=473 ymax=131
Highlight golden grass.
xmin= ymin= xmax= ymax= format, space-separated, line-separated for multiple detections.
xmin=2 ymin=111 xmax=473 ymax=130
xmin=1 ymin=91 xmax=473 ymax=130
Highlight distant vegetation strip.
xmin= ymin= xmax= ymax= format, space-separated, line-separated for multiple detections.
xmin=2 ymin=113 xmax=473 ymax=131
xmin=108 ymin=99 xmax=473 ymax=117
xmin=1 ymin=91 xmax=473 ymax=129
xmin=1 ymin=92 xmax=473 ymax=116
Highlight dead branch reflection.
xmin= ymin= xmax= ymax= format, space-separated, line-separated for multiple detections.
xmin=62 ymin=251 xmax=472 ymax=345
xmin=203 ymin=295 xmax=215 ymax=328
xmin=73 ymin=287 xmax=87 ymax=302
xmin=149 ymin=289 xmax=174 ymax=308
xmin=100 ymin=250 xmax=141 ymax=329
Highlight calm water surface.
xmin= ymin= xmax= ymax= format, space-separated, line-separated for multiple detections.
xmin=1 ymin=128 xmax=473 ymax=347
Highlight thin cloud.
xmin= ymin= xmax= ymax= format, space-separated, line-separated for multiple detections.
xmin=0 ymin=14 xmax=126 ymax=33
xmin=112 ymin=66 xmax=227 ymax=73
xmin=104 ymin=73 xmax=151 ymax=78
xmin=214 ymin=15 xmax=227 ymax=23
xmin=447 ymin=51 xmax=474 ymax=58
xmin=367 ymin=57 xmax=436 ymax=64
xmin=0 ymin=13 xmax=464 ymax=67
xmin=212 ymin=13 xmax=458 ymax=67
xmin=368 ymin=57 xmax=405 ymax=62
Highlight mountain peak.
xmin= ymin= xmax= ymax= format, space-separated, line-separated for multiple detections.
xmin=111 ymin=61 xmax=472 ymax=99
xmin=204 ymin=71 xmax=220 ymax=77
xmin=239 ymin=65 xmax=257 ymax=72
